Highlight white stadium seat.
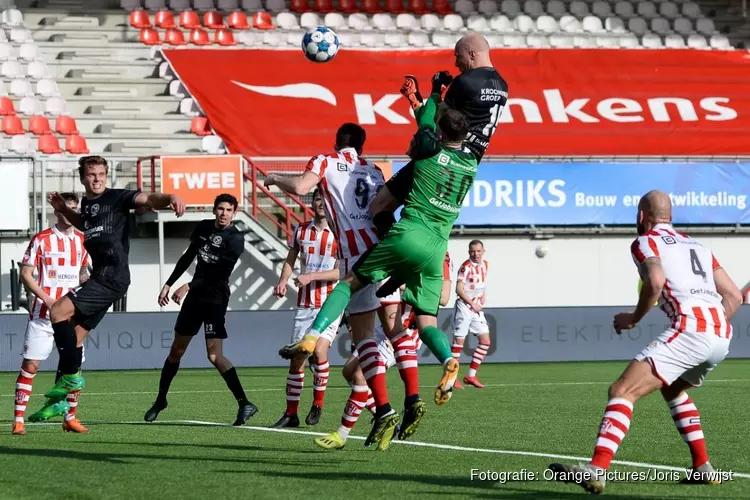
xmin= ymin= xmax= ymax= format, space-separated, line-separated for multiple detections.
xmin=396 ymin=13 xmax=418 ymax=30
xmin=503 ymin=33 xmax=526 ymax=47
xmin=674 ymin=17 xmax=693 ymax=35
xmin=641 ymin=33 xmax=664 ymax=48
xmin=527 ymin=33 xmax=550 ymax=47
xmin=620 ymin=33 xmax=640 ymax=47
xmin=407 ymin=31 xmax=430 ymax=46
xmin=513 ymin=14 xmax=535 ymax=33
xmin=300 ymin=13 xmax=321 ymax=29
xmin=276 ymin=12 xmax=299 ymax=30
xmin=628 ymin=17 xmax=649 ymax=36
xmin=605 ymin=16 xmax=626 ymax=33
xmin=615 ymin=1 xmax=635 ymax=18
xmin=45 ymin=97 xmax=67 ymax=116
xmin=168 ymin=79 xmax=186 ymax=98
xmin=687 ymin=34 xmax=708 ymax=49
xmin=2 ymin=8 xmax=23 ymax=27
xmin=569 ymin=0 xmax=589 ymax=17
xmin=9 ymin=28 xmax=31 ymax=44
xmin=19 ymin=96 xmax=41 ymax=115
xmin=373 ymin=13 xmax=395 ymax=30
xmin=336 ymin=30 xmax=359 ymax=46
xmin=9 ymin=78 xmax=32 ymax=97
xmin=591 ymin=1 xmax=612 ymax=18
xmin=574 ymin=35 xmax=597 ymax=47
xmin=202 ymin=135 xmax=225 ymax=154
xmin=455 ymin=0 xmax=475 ymax=15
xmin=651 ymin=17 xmax=671 ymax=35
xmin=478 ymin=0 xmax=498 ymax=15
xmin=637 ymin=1 xmax=658 ymax=19
xmin=420 ymin=14 xmax=441 ymax=31
xmin=696 ymin=18 xmax=716 ymax=35
xmin=523 ymin=0 xmax=544 ymax=16
xmin=501 ymin=0 xmax=521 ymax=16
xmin=710 ymin=34 xmax=731 ymax=49
xmin=179 ymin=97 xmax=200 ymax=116
xmin=536 ymin=15 xmax=558 ymax=33
xmin=467 ymin=15 xmax=490 ymax=31
xmin=11 ymin=135 xmax=32 ymax=154
xmin=323 ymin=13 xmax=346 ymax=30
xmin=431 ymin=31 xmax=456 ymax=48
xmin=442 ymin=14 xmax=464 ymax=31
xmin=28 ymin=61 xmax=50 ymax=80
xmin=0 ymin=80 xmax=6 ymax=96
xmin=349 ymin=13 xmax=370 ymax=31
xmin=37 ymin=79 xmax=60 ymax=97
xmin=559 ymin=15 xmax=582 ymax=33
xmin=0 ymin=43 xmax=16 ymax=61
xmin=18 ymin=42 xmax=38 ymax=62
xmin=659 ymin=1 xmax=679 ymax=19
xmin=546 ymin=0 xmax=566 ymax=17
xmin=550 ymin=33 xmax=575 ymax=47
xmin=238 ymin=30 xmax=260 ymax=46
xmin=486 ymin=34 xmax=503 ymax=47
xmin=596 ymin=34 xmax=620 ymax=47
xmin=262 ymin=31 xmax=283 ymax=46
xmin=582 ymin=16 xmax=604 ymax=33
xmin=665 ymin=33 xmax=686 ymax=47
xmin=490 ymin=14 xmax=513 ymax=31
xmin=1 ymin=60 xmax=22 ymax=79
xmin=384 ymin=32 xmax=406 ymax=46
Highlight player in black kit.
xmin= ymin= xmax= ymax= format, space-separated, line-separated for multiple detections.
xmin=143 ymin=193 xmax=257 ymax=426
xmin=33 ymin=156 xmax=186 ymax=420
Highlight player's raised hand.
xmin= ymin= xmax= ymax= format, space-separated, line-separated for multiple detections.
xmin=613 ymin=312 xmax=637 ymax=334
xmin=158 ymin=284 xmax=171 ymax=307
xmin=47 ymin=192 xmax=67 ymax=212
xmin=171 ymin=284 xmax=189 ymax=304
xmin=169 ymin=194 xmax=186 ymax=217
xmin=431 ymin=71 xmax=453 ymax=95
xmin=273 ymin=282 xmax=287 ymax=299
xmin=294 ymin=274 xmax=312 ymax=288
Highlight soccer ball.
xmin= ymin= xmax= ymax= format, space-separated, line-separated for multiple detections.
xmin=302 ymin=26 xmax=339 ymax=63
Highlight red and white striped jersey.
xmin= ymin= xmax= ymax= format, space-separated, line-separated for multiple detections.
xmin=21 ymin=226 xmax=88 ymax=320
xmin=305 ymin=147 xmax=384 ymax=260
xmin=402 ymin=252 xmax=454 ymax=331
xmin=291 ymin=220 xmax=338 ymax=309
xmin=631 ymin=223 xmax=731 ymax=340
xmin=457 ymin=258 xmax=488 ymax=305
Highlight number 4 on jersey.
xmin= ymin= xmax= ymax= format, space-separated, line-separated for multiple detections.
xmin=690 ymin=248 xmax=707 ymax=281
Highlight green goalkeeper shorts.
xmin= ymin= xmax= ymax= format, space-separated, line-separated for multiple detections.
xmin=353 ymin=222 xmax=446 ymax=316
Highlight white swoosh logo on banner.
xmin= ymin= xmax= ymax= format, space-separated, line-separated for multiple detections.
xmin=231 ymin=81 xmax=337 ymax=106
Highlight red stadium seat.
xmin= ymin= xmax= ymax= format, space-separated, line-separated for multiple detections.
xmin=190 ymin=116 xmax=212 ymax=136
xmin=252 ymin=12 xmax=274 ymax=29
xmin=65 ymin=134 xmax=89 ymax=154
xmin=154 ymin=10 xmax=177 ymax=28
xmin=362 ymin=0 xmax=382 ymax=13
xmin=290 ymin=0 xmax=310 ymax=12
xmin=0 ymin=97 xmax=14 ymax=116
xmin=2 ymin=115 xmax=24 ymax=135
xmin=314 ymin=0 xmax=334 ymax=12
xmin=432 ymin=0 xmax=452 ymax=14
xmin=386 ymin=0 xmax=405 ymax=12
xmin=189 ymin=27 xmax=211 ymax=45
xmin=338 ymin=0 xmax=358 ymax=12
xmin=179 ymin=10 xmax=201 ymax=29
xmin=227 ymin=11 xmax=250 ymax=29
xmin=38 ymin=134 xmax=61 ymax=154
xmin=166 ymin=28 xmax=187 ymax=45
xmin=29 ymin=115 xmax=51 ymax=135
xmin=55 ymin=116 xmax=78 ymax=135
xmin=129 ymin=10 xmax=152 ymax=28
xmin=215 ymin=28 xmax=236 ymax=45
xmin=408 ymin=0 xmax=428 ymax=13
xmin=203 ymin=11 xmax=224 ymax=28
xmin=139 ymin=27 xmax=161 ymax=45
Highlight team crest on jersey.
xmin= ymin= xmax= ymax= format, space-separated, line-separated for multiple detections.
xmin=211 ymin=235 xmax=222 ymax=246
xmin=437 ymin=153 xmax=450 ymax=165
xmin=47 ymin=270 xmax=56 ymax=279
xmin=337 ymin=162 xmax=347 ymax=172
xmin=90 ymin=204 xmax=100 ymax=217
xmin=661 ymin=236 xmax=676 ymax=245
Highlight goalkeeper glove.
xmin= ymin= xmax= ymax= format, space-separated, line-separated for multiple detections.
xmin=400 ymin=75 xmax=423 ymax=110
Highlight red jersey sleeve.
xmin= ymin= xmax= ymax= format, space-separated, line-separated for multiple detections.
xmin=305 ymin=154 xmax=328 ymax=177
xmin=630 ymin=236 xmax=659 ymax=265
xmin=21 ymin=233 xmax=42 ymax=267
xmin=457 ymin=260 xmax=471 ymax=283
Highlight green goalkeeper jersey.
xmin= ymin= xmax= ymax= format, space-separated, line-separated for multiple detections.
xmin=399 ymin=93 xmax=478 ymax=241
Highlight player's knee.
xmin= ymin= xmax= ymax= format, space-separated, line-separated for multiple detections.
xmin=207 ymin=352 xmax=220 ymax=365
xmin=608 ymin=380 xmax=632 ymax=400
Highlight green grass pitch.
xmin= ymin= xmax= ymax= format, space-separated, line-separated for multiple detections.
xmin=1 ymin=360 xmax=748 ymax=500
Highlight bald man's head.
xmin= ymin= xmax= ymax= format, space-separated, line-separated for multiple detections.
xmin=454 ymin=32 xmax=493 ymax=72
xmin=637 ymin=190 xmax=672 ymax=235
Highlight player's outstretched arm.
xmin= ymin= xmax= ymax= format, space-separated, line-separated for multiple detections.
xmin=713 ymin=266 xmax=743 ymax=320
xmin=47 ymin=192 xmax=84 ymax=230
xmin=264 ymin=171 xmax=320 ymax=197
xmin=134 ymin=192 xmax=186 ymax=217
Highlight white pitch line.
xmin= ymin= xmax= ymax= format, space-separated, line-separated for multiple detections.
xmin=181 ymin=419 xmax=750 ymax=480
xmin=1 ymin=378 xmax=747 ymax=398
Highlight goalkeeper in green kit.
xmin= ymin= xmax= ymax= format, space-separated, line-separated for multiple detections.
xmin=301 ymin=73 xmax=478 ymax=421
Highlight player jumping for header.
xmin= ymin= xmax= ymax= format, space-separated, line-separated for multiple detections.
xmin=549 ymin=190 xmax=743 ymax=494
xmin=33 ymin=156 xmax=186 ymax=421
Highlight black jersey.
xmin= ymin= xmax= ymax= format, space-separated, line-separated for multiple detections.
xmin=189 ymin=219 xmax=244 ymax=304
xmin=444 ymin=67 xmax=509 ymax=161
xmin=80 ymin=188 xmax=140 ymax=290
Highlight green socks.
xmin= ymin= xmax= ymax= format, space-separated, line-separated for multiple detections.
xmin=310 ymin=282 xmax=352 ymax=334
xmin=418 ymin=326 xmax=452 ymax=363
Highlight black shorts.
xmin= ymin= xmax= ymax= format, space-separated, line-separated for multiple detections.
xmin=67 ymin=278 xmax=126 ymax=331
xmin=174 ymin=294 xmax=228 ymax=339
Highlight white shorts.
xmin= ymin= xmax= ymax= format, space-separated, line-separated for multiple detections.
xmin=451 ymin=300 xmax=489 ymax=339
xmin=340 ymin=257 xmax=400 ymax=315
xmin=291 ymin=307 xmax=343 ymax=346
xmin=634 ymin=330 xmax=730 ymax=387
xmin=22 ymin=318 xmax=86 ymax=362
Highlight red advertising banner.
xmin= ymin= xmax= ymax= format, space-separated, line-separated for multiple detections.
xmin=164 ymin=48 xmax=750 ymax=157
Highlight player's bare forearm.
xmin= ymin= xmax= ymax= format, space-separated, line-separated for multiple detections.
xmin=713 ymin=267 xmax=743 ymax=319
xmin=279 ymin=248 xmax=298 ymax=284
xmin=20 ymin=266 xmax=51 ymax=302
xmin=270 ymin=171 xmax=319 ymax=197
xmin=61 ymin=205 xmax=84 ymax=230
xmin=456 ymin=281 xmax=474 ymax=305
xmin=306 ymin=269 xmax=340 ymax=283
xmin=142 ymin=192 xmax=175 ymax=210
xmin=632 ymin=260 xmax=665 ymax=323
xmin=370 ymin=186 xmax=399 ymax=216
